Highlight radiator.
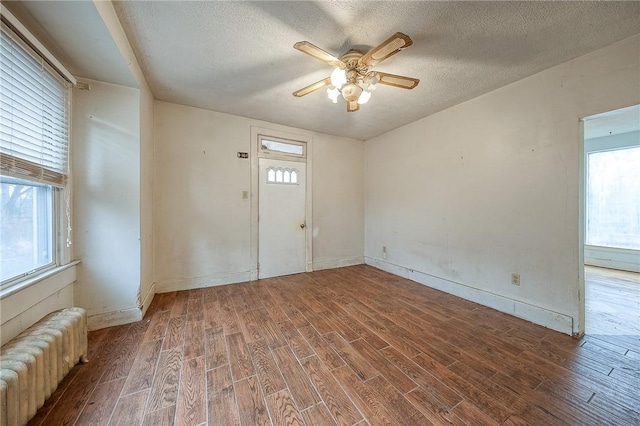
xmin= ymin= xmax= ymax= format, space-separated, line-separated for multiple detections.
xmin=0 ymin=307 xmax=88 ymax=426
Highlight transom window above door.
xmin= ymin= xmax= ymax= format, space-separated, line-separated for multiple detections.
xmin=259 ymin=136 xmax=306 ymax=160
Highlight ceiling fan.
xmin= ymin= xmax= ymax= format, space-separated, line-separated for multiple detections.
xmin=292 ymin=32 xmax=419 ymax=112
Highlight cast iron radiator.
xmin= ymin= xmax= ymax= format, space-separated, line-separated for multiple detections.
xmin=0 ymin=307 xmax=88 ymax=426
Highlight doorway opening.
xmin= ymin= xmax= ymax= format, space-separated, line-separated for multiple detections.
xmin=581 ymin=105 xmax=640 ymax=336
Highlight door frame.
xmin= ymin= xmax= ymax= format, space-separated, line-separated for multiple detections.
xmin=250 ymin=126 xmax=313 ymax=280
xmin=578 ymin=118 xmax=586 ymax=337
xmin=579 ymin=104 xmax=640 ymax=336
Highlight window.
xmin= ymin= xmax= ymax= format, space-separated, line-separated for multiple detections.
xmin=1 ymin=177 xmax=53 ymax=281
xmin=0 ymin=16 xmax=72 ymax=287
xmin=266 ymin=167 xmax=299 ymax=184
xmin=586 ymin=146 xmax=640 ymax=250
xmin=259 ymin=136 xmax=306 ymax=159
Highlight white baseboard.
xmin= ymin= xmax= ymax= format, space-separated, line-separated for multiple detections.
xmin=364 ymin=256 xmax=574 ymax=335
xmin=140 ymin=282 xmax=156 ymax=317
xmin=155 ymin=271 xmax=252 ymax=293
xmin=313 ymin=256 xmax=364 ymax=271
xmin=88 ymin=307 xmax=142 ymax=331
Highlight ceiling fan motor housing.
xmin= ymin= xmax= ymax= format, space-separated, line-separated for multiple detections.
xmin=340 ymin=50 xmax=369 ymax=78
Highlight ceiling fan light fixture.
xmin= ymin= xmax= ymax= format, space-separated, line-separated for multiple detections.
xmin=341 ymin=83 xmax=363 ymax=102
xmin=330 ymin=67 xmax=347 ymax=88
xmin=364 ymin=72 xmax=379 ymax=91
xmin=327 ymin=86 xmax=340 ymax=103
xmin=357 ymin=90 xmax=372 ymax=105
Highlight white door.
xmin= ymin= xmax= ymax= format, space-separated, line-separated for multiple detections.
xmin=258 ymin=158 xmax=307 ymax=278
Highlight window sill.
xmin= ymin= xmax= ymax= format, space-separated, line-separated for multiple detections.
xmin=0 ymin=260 xmax=80 ymax=345
xmin=0 ymin=260 xmax=80 ymax=300
xmin=584 ymin=245 xmax=639 ymax=273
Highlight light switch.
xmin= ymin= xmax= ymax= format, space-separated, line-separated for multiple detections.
xmin=242 ymin=190 xmax=249 ymax=199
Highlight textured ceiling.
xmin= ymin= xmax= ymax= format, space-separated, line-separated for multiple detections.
xmin=6 ymin=1 xmax=640 ymax=140
xmin=3 ymin=1 xmax=136 ymax=87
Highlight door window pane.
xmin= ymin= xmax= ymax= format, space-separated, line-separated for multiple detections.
xmin=265 ymin=167 xmax=300 ymax=185
xmin=1 ymin=177 xmax=54 ymax=282
xmin=586 ymin=146 xmax=640 ymax=250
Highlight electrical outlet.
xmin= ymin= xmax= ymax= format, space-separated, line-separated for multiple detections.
xmin=511 ymin=273 xmax=520 ymax=286
xmin=382 ymin=246 xmax=387 ymax=259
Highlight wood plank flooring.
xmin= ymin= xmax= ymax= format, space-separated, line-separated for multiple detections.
xmin=585 ymin=265 xmax=640 ymax=336
xmin=28 ymin=265 xmax=640 ymax=425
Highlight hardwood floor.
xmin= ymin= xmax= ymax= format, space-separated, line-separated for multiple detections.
xmin=585 ymin=265 xmax=640 ymax=336
xmin=28 ymin=265 xmax=640 ymax=425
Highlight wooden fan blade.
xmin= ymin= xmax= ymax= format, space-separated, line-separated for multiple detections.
xmin=377 ymin=72 xmax=419 ymax=89
xmin=360 ymin=32 xmax=413 ymax=67
xmin=294 ymin=41 xmax=346 ymax=68
xmin=292 ymin=77 xmax=331 ymax=97
xmin=347 ymin=100 xmax=359 ymax=112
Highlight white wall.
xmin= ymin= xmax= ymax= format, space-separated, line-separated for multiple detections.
xmin=365 ymin=35 xmax=640 ymax=335
xmin=312 ymin=134 xmax=364 ymax=270
xmin=154 ymin=102 xmax=364 ymax=291
xmin=72 ymin=80 xmax=142 ymax=329
xmin=75 ymin=1 xmax=155 ymax=327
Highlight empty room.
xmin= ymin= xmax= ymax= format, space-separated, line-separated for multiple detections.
xmin=1 ymin=1 xmax=639 ymax=425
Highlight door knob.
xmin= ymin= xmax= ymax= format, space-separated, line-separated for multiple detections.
xmin=300 ymin=223 xmax=306 ymax=229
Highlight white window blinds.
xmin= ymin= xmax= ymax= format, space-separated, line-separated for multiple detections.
xmin=0 ymin=20 xmax=70 ymax=187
